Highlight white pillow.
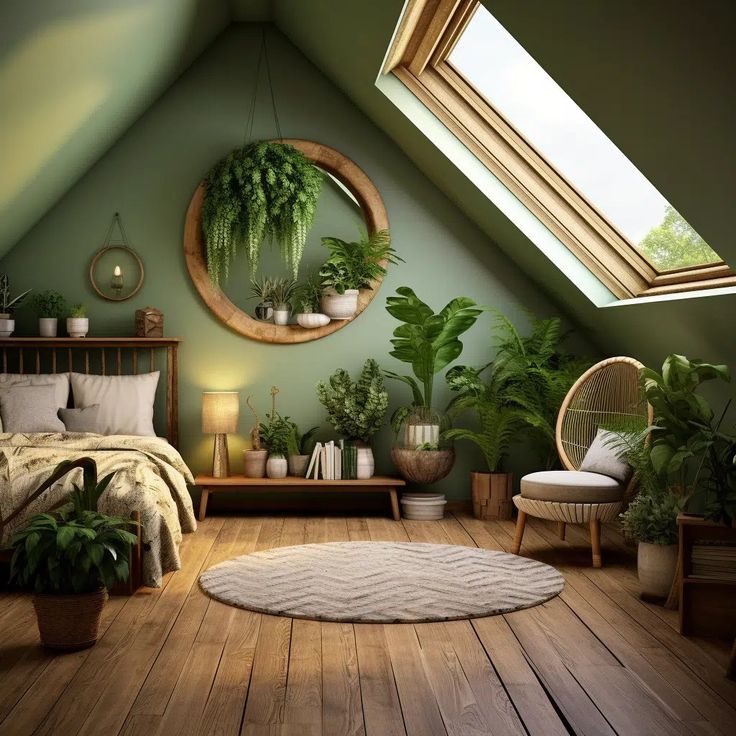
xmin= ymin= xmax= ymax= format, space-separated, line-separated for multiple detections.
xmin=0 ymin=385 xmax=66 ymax=432
xmin=0 ymin=373 xmax=70 ymax=410
xmin=70 ymin=372 xmax=160 ymax=436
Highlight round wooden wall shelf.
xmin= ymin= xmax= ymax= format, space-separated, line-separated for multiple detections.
xmin=183 ymin=139 xmax=390 ymax=344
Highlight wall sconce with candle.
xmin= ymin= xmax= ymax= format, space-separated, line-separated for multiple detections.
xmin=89 ymin=212 xmax=145 ymax=301
xmin=202 ymin=391 xmax=240 ymax=477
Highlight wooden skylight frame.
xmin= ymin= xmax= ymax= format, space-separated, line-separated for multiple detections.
xmin=384 ymin=0 xmax=735 ymax=299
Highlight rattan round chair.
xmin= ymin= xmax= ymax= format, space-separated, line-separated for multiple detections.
xmin=512 ymin=356 xmax=652 ymax=568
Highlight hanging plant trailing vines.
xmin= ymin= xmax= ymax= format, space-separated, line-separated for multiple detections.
xmin=202 ymin=141 xmax=323 ymax=284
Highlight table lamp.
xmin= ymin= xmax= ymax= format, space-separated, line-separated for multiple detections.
xmin=202 ymin=391 xmax=239 ymax=478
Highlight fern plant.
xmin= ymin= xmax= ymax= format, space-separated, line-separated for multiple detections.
xmin=202 ymin=142 xmax=323 ymax=284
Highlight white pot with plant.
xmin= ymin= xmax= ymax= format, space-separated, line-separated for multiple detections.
xmin=316 ymin=358 xmax=389 ymax=480
xmin=260 ymin=411 xmax=292 ymax=479
xmin=66 ymin=304 xmax=89 ymax=338
xmin=34 ymin=290 xmax=66 ymax=337
xmin=0 ymin=274 xmax=31 ymax=337
xmin=294 ymin=273 xmax=330 ymax=328
xmin=384 ymin=287 xmax=483 ymax=486
xmin=287 ymin=423 xmax=318 ymax=477
xmin=319 ymin=229 xmax=401 ymax=321
xmin=270 ymin=277 xmax=297 ymax=327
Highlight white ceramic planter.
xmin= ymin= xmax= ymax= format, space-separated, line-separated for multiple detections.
xmin=0 ymin=315 xmax=14 ymax=337
xmin=638 ymin=542 xmax=677 ymax=599
xmin=266 ymin=455 xmax=288 ymax=479
xmin=296 ymin=313 xmax=330 ymax=329
xmin=273 ymin=307 xmax=290 ymax=326
xmin=66 ymin=317 xmax=89 ymax=338
xmin=356 ymin=443 xmax=375 ymax=479
xmin=39 ymin=317 xmax=58 ymax=337
xmin=288 ymin=454 xmax=310 ymax=477
xmin=321 ymin=288 xmax=359 ymax=320
xmin=400 ymin=493 xmax=447 ymax=521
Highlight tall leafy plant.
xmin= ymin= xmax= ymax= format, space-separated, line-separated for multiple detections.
xmin=384 ymin=287 xmax=483 ymax=410
xmin=0 ymin=274 xmax=31 ymax=315
xmin=202 ymin=142 xmax=323 ymax=283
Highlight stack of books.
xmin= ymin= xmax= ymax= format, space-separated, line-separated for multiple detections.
xmin=690 ymin=540 xmax=736 ymax=581
xmin=305 ymin=440 xmax=359 ymax=480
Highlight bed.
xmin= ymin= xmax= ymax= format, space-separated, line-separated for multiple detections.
xmin=0 ymin=338 xmax=196 ymax=589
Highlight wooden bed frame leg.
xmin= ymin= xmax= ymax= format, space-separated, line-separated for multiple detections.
xmin=198 ymin=488 xmax=210 ymax=522
xmin=389 ymin=489 xmax=400 ymax=521
xmin=590 ymin=519 xmax=602 ymax=568
xmin=556 ymin=521 xmax=566 ymax=541
xmin=512 ymin=510 xmax=527 ymax=555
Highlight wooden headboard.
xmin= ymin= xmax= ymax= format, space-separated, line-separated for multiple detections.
xmin=0 ymin=338 xmax=181 ymax=447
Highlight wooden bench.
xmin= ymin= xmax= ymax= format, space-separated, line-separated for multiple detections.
xmin=195 ymin=475 xmax=407 ymax=522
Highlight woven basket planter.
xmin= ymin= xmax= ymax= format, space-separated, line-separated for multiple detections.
xmin=32 ymin=589 xmax=108 ymax=650
xmin=471 ymin=472 xmax=513 ymax=520
xmin=391 ymin=448 xmax=455 ymax=484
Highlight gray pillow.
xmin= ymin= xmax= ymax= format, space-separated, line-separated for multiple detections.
xmin=579 ymin=429 xmax=632 ymax=484
xmin=0 ymin=384 xmax=66 ymax=432
xmin=59 ymin=405 xmax=101 ymax=433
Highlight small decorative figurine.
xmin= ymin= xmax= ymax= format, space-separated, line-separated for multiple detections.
xmin=135 ymin=306 xmax=164 ymax=337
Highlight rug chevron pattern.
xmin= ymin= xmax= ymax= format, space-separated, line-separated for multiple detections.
xmin=199 ymin=541 xmax=564 ymax=622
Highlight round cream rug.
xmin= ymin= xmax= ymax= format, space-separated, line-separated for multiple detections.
xmin=199 ymin=541 xmax=564 ymax=623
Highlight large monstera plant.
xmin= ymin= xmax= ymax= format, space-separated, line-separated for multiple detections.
xmin=642 ymin=354 xmax=736 ymax=524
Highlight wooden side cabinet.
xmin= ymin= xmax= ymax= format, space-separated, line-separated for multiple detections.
xmin=678 ymin=513 xmax=736 ymax=639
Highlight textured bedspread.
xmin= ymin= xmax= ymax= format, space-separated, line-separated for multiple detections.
xmin=0 ymin=433 xmax=196 ymax=587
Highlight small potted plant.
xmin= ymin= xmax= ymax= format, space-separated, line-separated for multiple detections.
xmin=67 ymin=304 xmax=89 ymax=338
xmin=316 ymin=358 xmax=389 ymax=479
xmin=9 ymin=458 xmax=137 ymax=649
xmin=270 ymin=277 xmax=297 ymax=326
xmin=259 ymin=412 xmax=293 ymax=478
xmin=0 ymin=274 xmax=31 ymax=337
xmin=294 ymin=273 xmax=330 ymax=329
xmin=250 ymin=277 xmax=275 ymax=321
xmin=319 ymin=229 xmax=400 ymax=320
xmin=33 ymin=290 xmax=66 ymax=337
xmin=287 ymin=423 xmax=319 ymax=476
xmin=242 ymin=397 xmax=268 ymax=478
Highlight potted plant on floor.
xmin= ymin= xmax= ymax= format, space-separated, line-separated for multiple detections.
xmin=287 ymin=423 xmax=319 ymax=477
xmin=243 ymin=396 xmax=268 ymax=478
xmin=0 ymin=274 xmax=31 ymax=337
xmin=259 ymin=412 xmax=293 ymax=479
xmin=8 ymin=458 xmax=137 ymax=649
xmin=446 ymin=313 xmax=589 ymax=519
xmin=319 ymin=229 xmax=400 ymax=320
xmin=250 ymin=277 xmax=275 ymax=322
xmin=316 ymin=358 xmax=389 ymax=479
xmin=270 ymin=278 xmax=297 ymax=326
xmin=294 ymin=272 xmax=330 ymax=329
xmin=67 ymin=303 xmax=89 ymax=338
xmin=384 ymin=287 xmax=483 ymax=484
xmin=33 ymin=290 xmax=66 ymax=337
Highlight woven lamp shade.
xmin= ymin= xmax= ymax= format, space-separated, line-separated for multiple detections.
xmin=202 ymin=392 xmax=239 ymax=434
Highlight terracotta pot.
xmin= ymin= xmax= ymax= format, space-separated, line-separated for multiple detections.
xmin=471 ymin=472 xmax=513 ymax=520
xmin=288 ymin=454 xmax=310 ymax=477
xmin=243 ymin=449 xmax=268 ymax=478
xmin=38 ymin=317 xmax=58 ymax=337
xmin=321 ymin=288 xmax=358 ymax=320
xmin=638 ymin=542 xmax=677 ymax=599
xmin=391 ymin=447 xmax=455 ymax=484
xmin=33 ymin=588 xmax=108 ymax=650
xmin=266 ymin=455 xmax=288 ymax=479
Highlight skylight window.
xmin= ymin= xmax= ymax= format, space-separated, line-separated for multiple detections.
xmin=384 ymin=0 xmax=733 ymax=298
xmin=447 ymin=5 xmax=720 ymax=272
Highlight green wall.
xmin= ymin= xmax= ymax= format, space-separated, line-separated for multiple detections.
xmin=0 ymin=25 xmax=589 ymax=501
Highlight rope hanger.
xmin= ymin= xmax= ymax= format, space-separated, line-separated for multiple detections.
xmin=244 ymin=28 xmax=283 ymax=146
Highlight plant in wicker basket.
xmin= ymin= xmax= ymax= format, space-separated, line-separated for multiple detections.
xmin=8 ymin=458 xmax=137 ymax=650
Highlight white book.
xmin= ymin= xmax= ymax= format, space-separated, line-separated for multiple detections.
xmin=306 ymin=443 xmax=321 ymax=479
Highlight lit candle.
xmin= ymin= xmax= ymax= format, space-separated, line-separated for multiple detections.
xmin=111 ymin=265 xmax=124 ymax=294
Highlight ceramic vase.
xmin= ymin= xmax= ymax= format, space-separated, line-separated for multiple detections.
xmin=254 ymin=302 xmax=273 ymax=321
xmin=39 ymin=317 xmax=58 ymax=337
xmin=66 ymin=317 xmax=89 ymax=338
xmin=273 ymin=306 xmax=290 ymax=326
xmin=288 ymin=454 xmax=310 ymax=477
xmin=0 ymin=315 xmax=14 ymax=337
xmin=266 ymin=455 xmax=288 ymax=479
xmin=296 ymin=313 xmax=330 ymax=329
xmin=321 ymin=288 xmax=359 ymax=320
xmin=355 ymin=443 xmax=375 ymax=479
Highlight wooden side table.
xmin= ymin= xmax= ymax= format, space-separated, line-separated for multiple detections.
xmin=195 ymin=475 xmax=407 ymax=522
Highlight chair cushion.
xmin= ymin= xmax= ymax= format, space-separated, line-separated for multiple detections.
xmin=520 ymin=471 xmax=623 ymax=504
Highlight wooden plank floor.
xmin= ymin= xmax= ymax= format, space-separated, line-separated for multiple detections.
xmin=1 ymin=512 xmax=735 ymax=736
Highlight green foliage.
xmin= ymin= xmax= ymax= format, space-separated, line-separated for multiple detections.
xmin=294 ymin=272 xmax=324 ymax=314
xmin=444 ymin=313 xmax=587 ymax=472
xmin=316 ymin=359 xmax=389 ymax=442
xmin=33 ymin=290 xmax=66 ymax=318
xmin=258 ymin=412 xmax=294 ymax=457
xmin=270 ymin=278 xmax=297 ymax=309
xmin=9 ymin=459 xmax=137 ymax=594
xmin=69 ymin=303 xmax=87 ymax=318
xmin=202 ymin=142 xmax=323 ymax=284
xmin=287 ymin=424 xmax=319 ymax=457
xmin=384 ymin=287 xmax=483 ymax=409
xmin=620 ymin=489 xmax=681 ymax=545
xmin=641 ymin=354 xmax=736 ymax=524
xmin=249 ymin=276 xmax=276 ymax=303
xmin=638 ymin=205 xmax=720 ymax=271
xmin=0 ymin=274 xmax=31 ymax=314
xmin=319 ymin=229 xmax=401 ymax=294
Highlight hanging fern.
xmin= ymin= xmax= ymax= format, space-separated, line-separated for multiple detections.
xmin=201 ymin=142 xmax=323 ymax=284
